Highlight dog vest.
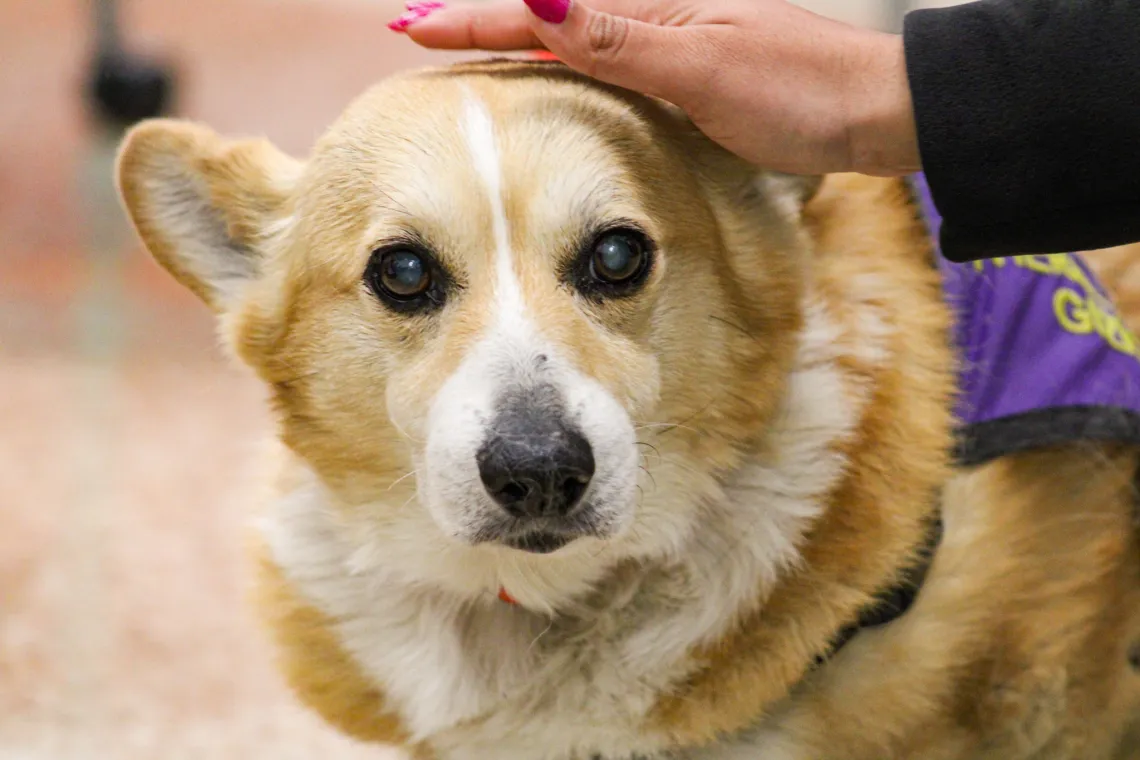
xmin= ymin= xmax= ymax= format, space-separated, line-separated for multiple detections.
xmin=818 ymin=175 xmax=1140 ymax=664
xmin=912 ymin=172 xmax=1140 ymax=465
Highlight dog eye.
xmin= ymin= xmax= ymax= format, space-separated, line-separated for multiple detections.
xmin=379 ymin=250 xmax=429 ymax=297
xmin=366 ymin=247 xmax=439 ymax=310
xmin=589 ymin=230 xmax=649 ymax=285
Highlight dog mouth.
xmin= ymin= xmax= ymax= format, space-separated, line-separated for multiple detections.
xmin=501 ymin=532 xmax=576 ymax=555
xmin=472 ymin=513 xmax=604 ymax=555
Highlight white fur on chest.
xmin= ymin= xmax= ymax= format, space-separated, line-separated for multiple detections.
xmin=259 ymin=296 xmax=867 ymax=760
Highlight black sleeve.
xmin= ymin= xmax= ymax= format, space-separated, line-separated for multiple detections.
xmin=903 ymin=0 xmax=1140 ymax=262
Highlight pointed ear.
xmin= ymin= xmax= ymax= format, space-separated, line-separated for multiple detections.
xmin=684 ymin=131 xmax=822 ymax=219
xmin=753 ymin=172 xmax=824 ymax=217
xmin=116 ymin=119 xmax=301 ymax=312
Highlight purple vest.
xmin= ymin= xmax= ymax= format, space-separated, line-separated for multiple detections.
xmin=911 ymin=173 xmax=1140 ymax=465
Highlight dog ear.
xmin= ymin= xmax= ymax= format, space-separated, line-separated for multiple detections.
xmin=756 ymin=172 xmax=824 ymax=214
xmin=681 ymin=132 xmax=823 ymax=219
xmin=116 ymin=119 xmax=302 ymax=313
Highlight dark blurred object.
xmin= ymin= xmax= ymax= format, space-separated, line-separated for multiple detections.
xmin=84 ymin=0 xmax=176 ymax=130
xmin=87 ymin=50 xmax=175 ymax=128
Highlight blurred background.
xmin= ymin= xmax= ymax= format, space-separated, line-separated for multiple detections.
xmin=0 ymin=1 xmax=961 ymax=758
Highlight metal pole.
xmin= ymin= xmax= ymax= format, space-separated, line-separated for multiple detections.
xmin=93 ymin=0 xmax=121 ymax=56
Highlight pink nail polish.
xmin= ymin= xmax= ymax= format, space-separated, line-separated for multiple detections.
xmin=387 ymin=14 xmax=414 ymax=32
xmin=524 ymin=0 xmax=569 ymax=24
xmin=387 ymin=2 xmax=444 ymax=32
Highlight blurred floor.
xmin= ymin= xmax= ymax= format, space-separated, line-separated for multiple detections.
xmin=0 ymin=357 xmax=387 ymax=759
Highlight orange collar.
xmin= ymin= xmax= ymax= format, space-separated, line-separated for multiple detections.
xmin=498 ymin=587 xmax=520 ymax=605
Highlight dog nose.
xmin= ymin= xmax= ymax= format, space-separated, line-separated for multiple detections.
xmin=476 ymin=418 xmax=595 ymax=519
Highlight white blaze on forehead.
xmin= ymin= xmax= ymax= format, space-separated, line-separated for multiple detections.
xmin=460 ymin=90 xmax=526 ymax=330
xmin=416 ymin=89 xmax=640 ymax=575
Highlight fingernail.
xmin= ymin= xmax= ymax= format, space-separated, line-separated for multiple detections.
xmin=524 ymin=0 xmax=569 ymax=24
xmin=387 ymin=1 xmax=444 ymax=32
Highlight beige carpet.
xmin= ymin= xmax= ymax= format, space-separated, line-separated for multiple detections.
xmin=0 ymin=355 xmax=405 ymax=759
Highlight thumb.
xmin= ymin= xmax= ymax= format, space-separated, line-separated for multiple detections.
xmin=522 ymin=0 xmax=703 ymax=104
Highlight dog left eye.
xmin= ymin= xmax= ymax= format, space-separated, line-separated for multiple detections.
xmin=591 ymin=231 xmax=646 ymax=283
xmin=587 ymin=228 xmax=653 ymax=289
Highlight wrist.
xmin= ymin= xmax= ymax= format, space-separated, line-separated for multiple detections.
xmin=841 ymin=31 xmax=920 ymax=176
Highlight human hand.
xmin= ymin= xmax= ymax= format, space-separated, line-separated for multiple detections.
xmin=391 ymin=0 xmax=920 ymax=177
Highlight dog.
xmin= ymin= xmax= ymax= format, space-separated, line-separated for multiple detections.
xmin=115 ymin=59 xmax=1140 ymax=759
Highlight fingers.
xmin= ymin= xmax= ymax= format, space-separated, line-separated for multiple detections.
xmin=524 ymin=0 xmax=710 ymax=105
xmin=402 ymin=1 xmax=544 ymax=51
xmin=396 ymin=0 xmax=717 ymax=113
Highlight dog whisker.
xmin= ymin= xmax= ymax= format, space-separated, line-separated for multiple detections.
xmin=387 ymin=469 xmax=420 ymax=491
xmin=634 ymin=421 xmax=704 ymax=436
xmin=707 ymin=313 xmax=756 ymax=340
xmin=387 ymin=415 xmax=426 ymax=445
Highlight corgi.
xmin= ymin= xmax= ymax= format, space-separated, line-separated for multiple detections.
xmin=115 ymin=59 xmax=1140 ymax=759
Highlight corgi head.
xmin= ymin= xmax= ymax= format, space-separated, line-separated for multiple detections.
xmin=117 ymin=61 xmax=819 ymax=607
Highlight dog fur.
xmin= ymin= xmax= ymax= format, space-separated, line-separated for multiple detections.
xmin=115 ymin=60 xmax=1140 ymax=759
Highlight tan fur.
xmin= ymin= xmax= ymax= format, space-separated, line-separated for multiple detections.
xmin=741 ymin=447 xmax=1140 ymax=759
xmin=651 ymin=173 xmax=957 ymax=743
xmin=252 ymin=539 xmax=410 ymax=747
xmin=116 ymin=60 xmax=1140 ymax=759
xmin=1087 ymin=243 xmax=1140 ymax=318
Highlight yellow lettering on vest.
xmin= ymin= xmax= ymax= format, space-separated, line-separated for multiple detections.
xmin=1059 ymin=254 xmax=1097 ymax=296
xmin=1054 ymin=287 xmax=1093 ymax=334
xmin=973 ymin=257 xmax=1009 ymax=272
xmin=1107 ymin=318 xmax=1137 ymax=355
xmin=1017 ymin=254 xmax=1061 ymax=275
xmin=1091 ymin=298 xmax=1137 ymax=354
xmin=954 ymin=248 xmax=1140 ymax=362
xmin=1088 ymin=295 xmax=1109 ymax=337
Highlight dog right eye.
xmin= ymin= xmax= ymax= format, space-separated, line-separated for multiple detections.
xmin=379 ymin=249 xmax=430 ymax=296
xmin=365 ymin=246 xmax=446 ymax=312
xmin=563 ymin=225 xmax=655 ymax=302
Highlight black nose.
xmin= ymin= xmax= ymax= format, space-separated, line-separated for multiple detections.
xmin=476 ymin=415 xmax=595 ymax=519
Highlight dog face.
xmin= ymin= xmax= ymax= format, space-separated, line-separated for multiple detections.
xmin=117 ymin=62 xmax=813 ymax=599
